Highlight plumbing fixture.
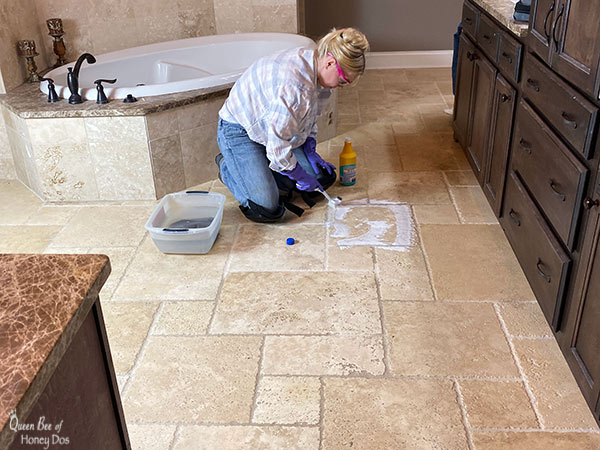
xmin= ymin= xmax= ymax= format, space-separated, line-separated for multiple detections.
xmin=94 ymin=78 xmax=117 ymax=104
xmin=123 ymin=94 xmax=138 ymax=103
xmin=67 ymin=52 xmax=96 ymax=104
xmin=40 ymin=77 xmax=59 ymax=103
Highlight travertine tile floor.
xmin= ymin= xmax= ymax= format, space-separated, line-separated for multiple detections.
xmin=2 ymin=68 xmax=600 ymax=449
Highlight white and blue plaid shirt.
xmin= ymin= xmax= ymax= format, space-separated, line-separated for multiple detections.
xmin=219 ymin=46 xmax=332 ymax=172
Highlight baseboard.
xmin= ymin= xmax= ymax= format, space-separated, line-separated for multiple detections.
xmin=366 ymin=50 xmax=453 ymax=69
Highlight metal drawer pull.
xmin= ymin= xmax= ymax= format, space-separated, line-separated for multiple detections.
xmin=549 ymin=179 xmax=566 ymax=201
xmin=509 ymin=209 xmax=521 ymax=226
xmin=583 ymin=197 xmax=600 ymax=209
xmin=464 ymin=17 xmax=473 ymax=25
xmin=536 ymin=258 xmax=551 ymax=283
xmin=561 ymin=111 xmax=578 ymax=129
xmin=519 ymin=138 xmax=532 ymax=154
xmin=482 ymin=33 xmax=492 ymax=41
xmin=467 ymin=51 xmax=478 ymax=61
xmin=501 ymin=94 xmax=511 ymax=102
xmin=501 ymin=52 xmax=513 ymax=64
xmin=526 ymin=78 xmax=540 ymax=92
xmin=543 ymin=2 xmax=555 ymax=44
xmin=552 ymin=4 xmax=565 ymax=52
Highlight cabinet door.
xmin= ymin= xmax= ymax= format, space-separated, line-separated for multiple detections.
xmin=563 ymin=194 xmax=600 ymax=409
xmin=453 ymin=34 xmax=477 ymax=148
xmin=466 ymin=51 xmax=496 ymax=183
xmin=552 ymin=0 xmax=600 ymax=99
xmin=483 ymin=74 xmax=516 ymax=217
xmin=529 ymin=0 xmax=556 ymax=62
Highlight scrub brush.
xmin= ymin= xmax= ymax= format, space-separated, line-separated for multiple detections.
xmin=317 ymin=188 xmax=342 ymax=206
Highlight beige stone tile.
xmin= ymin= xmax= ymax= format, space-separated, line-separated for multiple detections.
xmin=472 ymin=431 xmax=600 ymax=449
xmin=322 ymin=378 xmax=467 ymax=450
xmin=86 ymin=247 xmax=135 ymax=300
xmin=459 ymin=380 xmax=538 ymax=428
xmin=498 ymin=302 xmax=552 ymax=337
xmin=330 ymin=203 xmax=413 ymax=249
xmin=28 ymin=117 xmax=99 ymax=201
xmin=376 ymin=246 xmax=434 ymax=301
xmin=389 ymin=113 xmax=427 ymax=135
xmin=0 ymin=158 xmax=16 ymax=180
xmin=363 ymin=145 xmax=403 ymax=172
xmin=229 ymin=224 xmax=325 ymax=272
xmin=513 ymin=339 xmax=599 ymax=429
xmin=24 ymin=205 xmax=80 ymax=225
xmin=404 ymin=68 xmax=452 ymax=83
xmin=114 ymin=228 xmax=233 ymax=300
xmin=450 ymin=186 xmax=498 ymax=224
xmin=252 ymin=4 xmax=297 ymax=32
xmin=211 ymin=272 xmax=380 ymax=334
xmin=327 ymin=243 xmax=374 ymax=271
xmin=418 ymin=103 xmax=455 ymax=134
xmin=211 ymin=185 xmax=248 ymax=224
xmin=180 ymin=124 xmax=220 ymax=187
xmin=149 ymin=135 xmax=186 ymax=199
xmin=330 ymin=123 xmax=396 ymax=147
xmin=360 ymin=105 xmax=425 ymax=127
xmin=153 ymin=301 xmax=214 ymax=335
xmin=102 ymin=301 xmax=159 ymax=374
xmin=0 ymin=225 xmax=62 ymax=252
xmin=384 ymin=302 xmax=519 ymax=377
xmin=86 ymin=117 xmax=155 ymax=201
xmin=146 ymin=109 xmax=179 ymax=141
xmin=420 ymin=224 xmax=534 ymax=301
xmin=213 ymin=0 xmax=254 ymax=33
xmin=124 ymin=336 xmax=262 ymax=422
xmin=0 ymin=180 xmax=41 ymax=224
xmin=413 ymin=204 xmax=460 ymax=224
xmin=384 ymin=82 xmax=446 ymax=105
xmin=128 ymin=423 xmax=177 ymax=450
xmin=395 ymin=134 xmax=466 ymax=171
xmin=177 ymin=96 xmax=225 ymax=131
xmin=262 ymin=335 xmax=384 ymax=376
xmin=368 ymin=171 xmax=451 ymax=204
xmin=253 ymin=376 xmax=321 ymax=425
xmin=173 ymin=425 xmax=319 ymax=450
xmin=49 ymin=205 xmax=152 ymax=248
xmin=6 ymin=126 xmax=42 ymax=197
xmin=437 ymin=80 xmax=453 ymax=96
xmin=444 ymin=170 xmax=479 ymax=186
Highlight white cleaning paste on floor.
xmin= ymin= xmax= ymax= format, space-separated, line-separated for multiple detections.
xmin=330 ymin=200 xmax=413 ymax=251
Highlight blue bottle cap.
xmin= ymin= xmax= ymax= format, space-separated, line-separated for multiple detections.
xmin=286 ymin=237 xmax=295 ymax=245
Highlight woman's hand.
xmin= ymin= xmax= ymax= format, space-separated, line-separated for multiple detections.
xmin=281 ymin=163 xmax=323 ymax=192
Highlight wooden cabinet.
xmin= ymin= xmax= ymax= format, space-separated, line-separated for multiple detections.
xmin=483 ymin=75 xmax=516 ymax=216
xmin=529 ymin=0 xmax=600 ymax=99
xmin=454 ymin=34 xmax=477 ymax=148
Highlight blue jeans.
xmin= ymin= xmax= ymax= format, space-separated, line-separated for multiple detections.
xmin=216 ymin=118 xmax=319 ymax=211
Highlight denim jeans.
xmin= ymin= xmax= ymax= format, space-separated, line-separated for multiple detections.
xmin=216 ymin=118 xmax=319 ymax=211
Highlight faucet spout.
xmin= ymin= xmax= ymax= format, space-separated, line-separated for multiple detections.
xmin=67 ymin=52 xmax=96 ymax=104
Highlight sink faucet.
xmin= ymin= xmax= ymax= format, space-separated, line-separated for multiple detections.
xmin=67 ymin=53 xmax=96 ymax=104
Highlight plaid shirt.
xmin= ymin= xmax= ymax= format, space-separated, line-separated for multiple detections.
xmin=219 ymin=46 xmax=332 ymax=172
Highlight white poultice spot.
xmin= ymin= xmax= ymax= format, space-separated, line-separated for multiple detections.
xmin=329 ymin=200 xmax=414 ymax=251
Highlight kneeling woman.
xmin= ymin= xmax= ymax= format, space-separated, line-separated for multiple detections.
xmin=216 ymin=27 xmax=369 ymax=222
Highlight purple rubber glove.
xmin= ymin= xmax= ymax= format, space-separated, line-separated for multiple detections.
xmin=281 ymin=163 xmax=323 ymax=192
xmin=302 ymin=137 xmax=336 ymax=175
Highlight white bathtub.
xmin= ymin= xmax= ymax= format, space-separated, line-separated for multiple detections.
xmin=41 ymin=33 xmax=315 ymax=101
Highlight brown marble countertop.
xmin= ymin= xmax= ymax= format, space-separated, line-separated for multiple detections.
xmin=0 ymin=254 xmax=110 ymax=447
xmin=0 ymin=82 xmax=232 ymax=119
xmin=472 ymin=0 xmax=529 ymax=37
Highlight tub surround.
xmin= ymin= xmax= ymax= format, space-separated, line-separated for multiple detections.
xmin=0 ymin=254 xmax=130 ymax=450
xmin=473 ymin=0 xmax=529 ymax=37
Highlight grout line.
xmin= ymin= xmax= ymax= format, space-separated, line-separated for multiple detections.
xmin=168 ymin=424 xmax=181 ymax=450
xmin=120 ymin=301 xmax=164 ymax=400
xmin=249 ymin=337 xmax=266 ymax=424
xmin=372 ymin=247 xmax=392 ymax=375
xmin=453 ymin=379 xmax=475 ymax=450
xmin=126 ymin=419 xmax=320 ymax=427
xmin=412 ymin=209 xmax=439 ymax=301
xmin=493 ymin=303 xmax=545 ymax=429
xmin=470 ymin=426 xmax=600 ymax=434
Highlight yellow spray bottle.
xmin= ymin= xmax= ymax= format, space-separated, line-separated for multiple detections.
xmin=339 ymin=137 xmax=357 ymax=185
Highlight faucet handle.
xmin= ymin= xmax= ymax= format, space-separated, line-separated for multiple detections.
xmin=39 ymin=77 xmax=59 ymax=103
xmin=94 ymin=78 xmax=117 ymax=104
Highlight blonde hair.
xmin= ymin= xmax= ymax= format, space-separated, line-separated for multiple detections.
xmin=316 ymin=28 xmax=369 ymax=78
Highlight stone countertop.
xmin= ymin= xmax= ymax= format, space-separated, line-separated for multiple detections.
xmin=473 ymin=0 xmax=529 ymax=37
xmin=0 ymin=254 xmax=110 ymax=447
xmin=0 ymin=82 xmax=232 ymax=119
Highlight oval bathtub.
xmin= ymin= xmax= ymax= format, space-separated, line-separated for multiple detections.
xmin=41 ymin=33 xmax=315 ymax=101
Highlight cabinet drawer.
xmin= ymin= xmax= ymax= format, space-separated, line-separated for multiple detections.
xmin=462 ymin=1 xmax=479 ymax=39
xmin=522 ymin=53 xmax=598 ymax=158
xmin=476 ymin=13 xmax=500 ymax=62
xmin=498 ymin=31 xmax=522 ymax=84
xmin=511 ymin=100 xmax=588 ymax=250
xmin=501 ymin=171 xmax=571 ymax=329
